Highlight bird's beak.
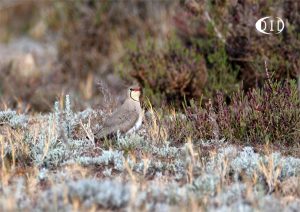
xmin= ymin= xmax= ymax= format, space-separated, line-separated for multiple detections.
xmin=131 ymin=88 xmax=141 ymax=92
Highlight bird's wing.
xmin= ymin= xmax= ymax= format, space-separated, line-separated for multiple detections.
xmin=114 ymin=108 xmax=139 ymax=133
xmin=103 ymin=101 xmax=134 ymax=126
xmin=95 ymin=103 xmax=139 ymax=139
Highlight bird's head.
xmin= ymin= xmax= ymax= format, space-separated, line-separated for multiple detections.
xmin=128 ymin=86 xmax=141 ymax=102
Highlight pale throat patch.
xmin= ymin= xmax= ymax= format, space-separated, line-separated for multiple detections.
xmin=130 ymin=91 xmax=140 ymax=102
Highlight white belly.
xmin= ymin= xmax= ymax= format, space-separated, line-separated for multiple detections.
xmin=127 ymin=112 xmax=143 ymax=134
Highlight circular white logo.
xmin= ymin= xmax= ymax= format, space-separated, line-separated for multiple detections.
xmin=255 ymin=16 xmax=284 ymax=34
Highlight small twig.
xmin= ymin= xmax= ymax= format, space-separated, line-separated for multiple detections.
xmin=208 ymin=99 xmax=219 ymax=141
xmin=204 ymin=10 xmax=226 ymax=44
xmin=228 ymin=57 xmax=254 ymax=62
xmin=297 ymin=74 xmax=300 ymax=97
xmin=264 ymin=60 xmax=270 ymax=80
xmin=80 ymin=117 xmax=95 ymax=144
xmin=145 ymin=96 xmax=162 ymax=142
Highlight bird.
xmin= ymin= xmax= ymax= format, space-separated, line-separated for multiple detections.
xmin=95 ymin=86 xmax=143 ymax=139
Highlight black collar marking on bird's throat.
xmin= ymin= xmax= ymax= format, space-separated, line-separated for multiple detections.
xmin=130 ymin=92 xmax=140 ymax=102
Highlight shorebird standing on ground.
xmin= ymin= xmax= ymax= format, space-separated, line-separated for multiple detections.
xmin=95 ymin=86 xmax=143 ymax=139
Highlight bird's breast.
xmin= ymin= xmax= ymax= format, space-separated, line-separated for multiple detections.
xmin=127 ymin=112 xmax=143 ymax=134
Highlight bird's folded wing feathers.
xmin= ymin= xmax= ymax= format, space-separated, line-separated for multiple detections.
xmin=117 ymin=109 xmax=139 ymax=133
xmin=95 ymin=106 xmax=139 ymax=139
xmin=104 ymin=108 xmax=139 ymax=130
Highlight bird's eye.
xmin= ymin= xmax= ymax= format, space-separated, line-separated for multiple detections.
xmin=130 ymin=88 xmax=133 ymax=91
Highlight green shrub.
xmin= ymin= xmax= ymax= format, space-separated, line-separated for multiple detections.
xmin=122 ymin=39 xmax=207 ymax=106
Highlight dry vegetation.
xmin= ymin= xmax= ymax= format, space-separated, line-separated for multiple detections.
xmin=0 ymin=0 xmax=300 ymax=211
xmin=0 ymin=98 xmax=300 ymax=211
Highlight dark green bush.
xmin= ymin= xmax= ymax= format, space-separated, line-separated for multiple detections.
xmin=122 ymin=39 xmax=207 ymax=106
